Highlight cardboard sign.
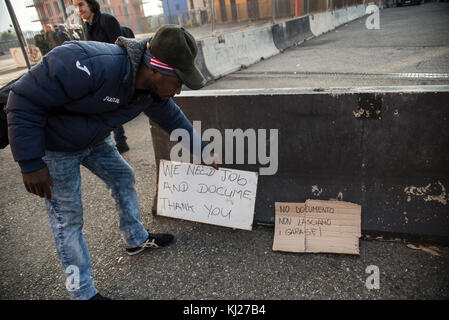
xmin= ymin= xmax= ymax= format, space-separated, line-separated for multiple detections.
xmin=273 ymin=200 xmax=361 ymax=255
xmin=156 ymin=160 xmax=258 ymax=230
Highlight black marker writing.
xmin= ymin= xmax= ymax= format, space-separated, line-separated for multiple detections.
xmin=162 ymin=163 xmax=181 ymax=178
xmin=220 ymin=169 xmax=248 ymax=186
xmin=163 ymin=181 xmax=189 ymax=194
xmin=197 ymin=183 xmax=252 ymax=200
xmin=160 ymin=198 xmax=195 ymax=213
xmin=204 ymin=204 xmax=231 ymax=219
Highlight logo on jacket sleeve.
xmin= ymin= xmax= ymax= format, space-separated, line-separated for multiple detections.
xmin=103 ymin=96 xmax=120 ymax=104
xmin=76 ymin=60 xmax=91 ymax=76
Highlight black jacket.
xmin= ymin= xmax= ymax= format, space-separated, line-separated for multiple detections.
xmin=56 ymin=30 xmax=71 ymax=45
xmin=83 ymin=11 xmax=121 ymax=44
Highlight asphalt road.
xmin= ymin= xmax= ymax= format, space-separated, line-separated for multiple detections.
xmin=1 ymin=114 xmax=448 ymax=300
xmin=202 ymin=2 xmax=449 ymax=90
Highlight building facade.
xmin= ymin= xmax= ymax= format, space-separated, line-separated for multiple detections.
xmin=211 ymin=0 xmax=367 ymax=24
xmin=186 ymin=0 xmax=211 ymax=25
xmin=161 ymin=0 xmax=189 ymax=25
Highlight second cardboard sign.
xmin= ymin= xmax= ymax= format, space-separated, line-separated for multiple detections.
xmin=273 ymin=200 xmax=361 ymax=255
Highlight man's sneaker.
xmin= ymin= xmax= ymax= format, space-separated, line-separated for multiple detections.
xmin=126 ymin=233 xmax=174 ymax=256
xmin=116 ymin=141 xmax=130 ymax=154
xmin=89 ymin=293 xmax=111 ymax=300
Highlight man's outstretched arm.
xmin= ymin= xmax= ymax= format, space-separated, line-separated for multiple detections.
xmin=143 ymin=98 xmax=218 ymax=170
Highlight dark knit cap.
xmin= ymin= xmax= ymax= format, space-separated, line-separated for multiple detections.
xmin=148 ymin=24 xmax=206 ymax=90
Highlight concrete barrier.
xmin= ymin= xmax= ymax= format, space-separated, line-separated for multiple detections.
xmin=150 ymin=86 xmax=449 ymax=243
xmin=309 ymin=11 xmax=334 ymax=37
xmin=347 ymin=4 xmax=367 ymax=22
xmin=195 ymin=4 xmax=368 ymax=84
xmin=194 ymin=41 xmax=214 ymax=85
xmin=332 ymin=8 xmax=350 ymax=28
xmin=309 ymin=4 xmax=367 ymax=37
xmin=272 ymin=16 xmax=314 ymax=51
xmin=330 ymin=5 xmax=367 ymax=30
xmin=200 ymin=26 xmax=279 ymax=79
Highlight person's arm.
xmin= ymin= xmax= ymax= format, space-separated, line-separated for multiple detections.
xmin=143 ymin=99 xmax=218 ymax=169
xmin=104 ymin=14 xmax=122 ymax=44
xmin=144 ymin=98 xmax=204 ymax=151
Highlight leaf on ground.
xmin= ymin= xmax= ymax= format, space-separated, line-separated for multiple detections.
xmin=406 ymin=244 xmax=440 ymax=256
xmin=420 ymin=246 xmax=441 ymax=256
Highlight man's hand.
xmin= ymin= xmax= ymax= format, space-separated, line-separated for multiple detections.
xmin=202 ymin=152 xmax=220 ymax=171
xmin=209 ymin=161 xmax=219 ymax=171
xmin=22 ymin=166 xmax=55 ymax=200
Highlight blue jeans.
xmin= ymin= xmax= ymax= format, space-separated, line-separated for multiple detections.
xmin=42 ymin=135 xmax=148 ymax=300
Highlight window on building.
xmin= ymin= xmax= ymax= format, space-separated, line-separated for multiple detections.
xmin=46 ymin=3 xmax=53 ymax=17
xmin=124 ymin=6 xmax=129 ymax=17
xmin=103 ymin=7 xmax=116 ymax=16
xmin=53 ymin=1 xmax=61 ymax=15
xmin=176 ymin=4 xmax=180 ymax=11
xmin=37 ymin=5 xmax=45 ymax=19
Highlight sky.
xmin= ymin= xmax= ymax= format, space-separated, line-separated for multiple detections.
xmin=0 ymin=0 xmax=163 ymax=33
xmin=0 ymin=0 xmax=42 ymax=32
xmin=144 ymin=1 xmax=163 ymax=16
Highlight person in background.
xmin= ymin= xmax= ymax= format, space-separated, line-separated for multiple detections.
xmin=55 ymin=25 xmax=71 ymax=45
xmin=73 ymin=0 xmax=130 ymax=153
xmin=44 ymin=24 xmax=58 ymax=50
xmin=71 ymin=24 xmax=85 ymax=40
xmin=34 ymin=31 xmax=50 ymax=56
xmin=69 ymin=26 xmax=81 ymax=40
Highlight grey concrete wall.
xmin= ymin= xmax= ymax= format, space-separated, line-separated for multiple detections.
xmin=272 ymin=16 xmax=313 ymax=50
xmin=150 ymin=86 xmax=449 ymax=243
xmin=194 ymin=4 xmax=367 ymax=83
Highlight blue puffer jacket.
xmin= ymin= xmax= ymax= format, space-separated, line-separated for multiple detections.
xmin=6 ymin=39 xmax=202 ymax=173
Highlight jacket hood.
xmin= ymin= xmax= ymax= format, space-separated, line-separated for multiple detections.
xmin=115 ymin=36 xmax=151 ymax=94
